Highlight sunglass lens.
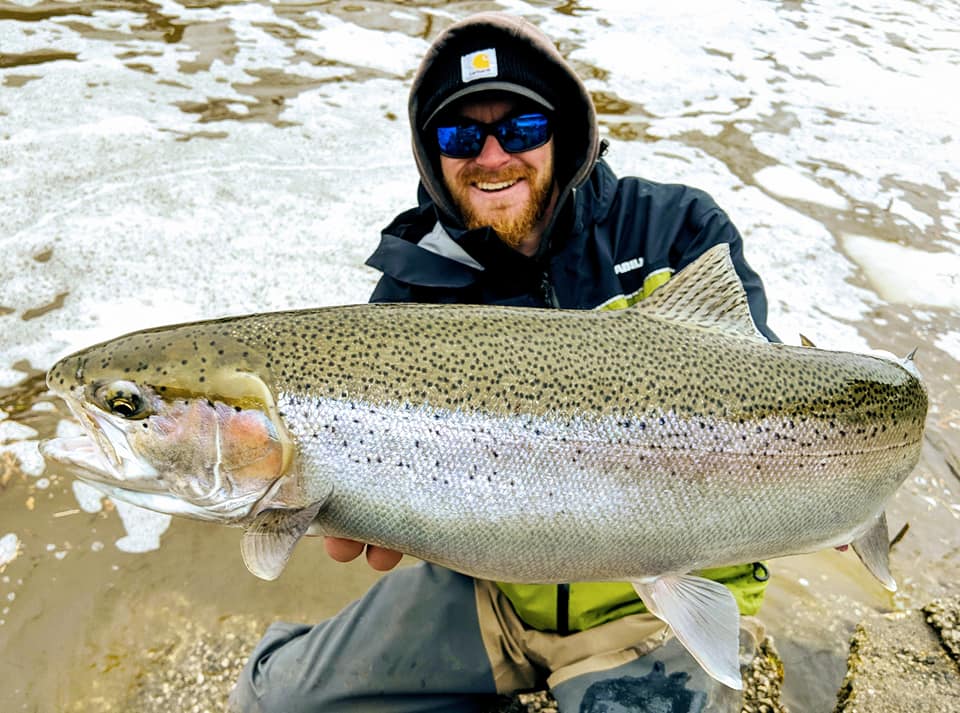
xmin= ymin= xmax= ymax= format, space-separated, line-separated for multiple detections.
xmin=497 ymin=114 xmax=550 ymax=153
xmin=436 ymin=124 xmax=483 ymax=158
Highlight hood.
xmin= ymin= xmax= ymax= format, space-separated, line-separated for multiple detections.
xmin=409 ymin=12 xmax=600 ymax=243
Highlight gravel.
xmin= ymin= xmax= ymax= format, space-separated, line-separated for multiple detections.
xmin=923 ymin=595 xmax=960 ymax=665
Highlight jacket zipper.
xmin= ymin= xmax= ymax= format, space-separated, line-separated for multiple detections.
xmin=541 ymin=271 xmax=559 ymax=308
xmin=556 ymin=583 xmax=570 ymax=635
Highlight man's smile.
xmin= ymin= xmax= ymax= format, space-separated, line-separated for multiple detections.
xmin=474 ymin=178 xmax=522 ymax=192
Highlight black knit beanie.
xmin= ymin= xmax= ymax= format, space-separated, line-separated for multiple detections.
xmin=417 ymin=27 xmax=559 ymax=128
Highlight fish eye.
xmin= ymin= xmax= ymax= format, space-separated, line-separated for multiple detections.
xmin=95 ymin=381 xmax=151 ymax=420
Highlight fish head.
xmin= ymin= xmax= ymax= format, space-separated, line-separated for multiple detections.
xmin=41 ymin=323 xmax=295 ymax=523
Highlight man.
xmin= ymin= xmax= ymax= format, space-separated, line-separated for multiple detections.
xmin=231 ymin=11 xmax=777 ymax=713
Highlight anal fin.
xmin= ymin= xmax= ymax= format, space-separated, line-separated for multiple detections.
xmin=632 ymin=574 xmax=743 ymax=691
xmin=851 ymin=511 xmax=897 ymax=592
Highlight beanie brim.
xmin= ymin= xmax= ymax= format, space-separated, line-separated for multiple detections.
xmin=422 ymin=81 xmax=555 ymax=128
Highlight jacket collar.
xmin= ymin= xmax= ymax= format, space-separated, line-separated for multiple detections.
xmin=366 ymin=161 xmax=618 ymax=290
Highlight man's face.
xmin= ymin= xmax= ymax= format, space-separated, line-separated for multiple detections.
xmin=438 ymin=97 xmax=557 ymax=256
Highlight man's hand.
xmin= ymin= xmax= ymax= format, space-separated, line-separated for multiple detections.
xmin=324 ymin=537 xmax=403 ymax=571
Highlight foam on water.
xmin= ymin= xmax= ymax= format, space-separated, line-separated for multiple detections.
xmin=2 ymin=0 xmax=957 ymax=372
xmin=935 ymin=332 xmax=960 ymax=364
xmin=112 ymin=499 xmax=172 ymax=553
xmin=0 ymin=533 xmax=20 ymax=569
xmin=0 ymin=368 xmax=30 ymax=388
xmin=0 ymin=420 xmax=39 ymax=444
xmin=754 ymin=166 xmax=849 ymax=211
xmin=843 ymin=235 xmax=960 ymax=309
xmin=71 ymin=480 xmax=105 ymax=514
xmin=0 ymin=440 xmax=45 ymax=477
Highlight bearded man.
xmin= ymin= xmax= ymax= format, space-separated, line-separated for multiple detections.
xmin=232 ymin=11 xmax=778 ymax=713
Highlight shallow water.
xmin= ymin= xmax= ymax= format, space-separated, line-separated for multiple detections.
xmin=1 ymin=1 xmax=958 ymax=711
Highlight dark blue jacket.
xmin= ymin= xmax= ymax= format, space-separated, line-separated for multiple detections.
xmin=366 ymin=160 xmax=778 ymax=343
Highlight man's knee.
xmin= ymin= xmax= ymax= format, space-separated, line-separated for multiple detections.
xmin=227 ymin=565 xmax=494 ymax=711
xmin=550 ymin=635 xmax=750 ymax=713
xmin=227 ymin=622 xmax=326 ymax=713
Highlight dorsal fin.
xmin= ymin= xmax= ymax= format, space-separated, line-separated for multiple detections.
xmin=635 ymin=243 xmax=765 ymax=341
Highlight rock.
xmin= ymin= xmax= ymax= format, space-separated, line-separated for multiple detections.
xmin=923 ymin=595 xmax=960 ymax=665
xmin=833 ymin=599 xmax=960 ymax=713
xmin=741 ymin=636 xmax=788 ymax=713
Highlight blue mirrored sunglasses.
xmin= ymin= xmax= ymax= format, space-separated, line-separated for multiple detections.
xmin=435 ymin=113 xmax=552 ymax=159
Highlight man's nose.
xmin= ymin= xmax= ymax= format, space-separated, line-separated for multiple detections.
xmin=474 ymin=134 xmax=510 ymax=168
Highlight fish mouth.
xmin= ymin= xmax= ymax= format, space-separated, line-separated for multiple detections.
xmin=46 ymin=394 xmax=160 ymax=481
xmin=40 ymin=432 xmax=257 ymax=522
xmin=40 ymin=432 xmax=163 ymax=494
xmin=41 ymin=389 xmax=164 ymax=490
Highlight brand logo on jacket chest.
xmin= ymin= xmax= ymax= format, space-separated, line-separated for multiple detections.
xmin=613 ymin=257 xmax=644 ymax=275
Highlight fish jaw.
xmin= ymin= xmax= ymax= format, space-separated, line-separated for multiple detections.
xmin=41 ymin=434 xmax=118 ymax=477
xmin=40 ymin=428 xmax=258 ymax=525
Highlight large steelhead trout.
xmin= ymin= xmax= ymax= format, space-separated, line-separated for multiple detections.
xmin=42 ymin=245 xmax=927 ymax=688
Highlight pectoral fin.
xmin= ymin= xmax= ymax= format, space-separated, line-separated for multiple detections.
xmin=241 ymin=500 xmax=326 ymax=580
xmin=851 ymin=511 xmax=897 ymax=592
xmin=632 ymin=575 xmax=743 ymax=690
